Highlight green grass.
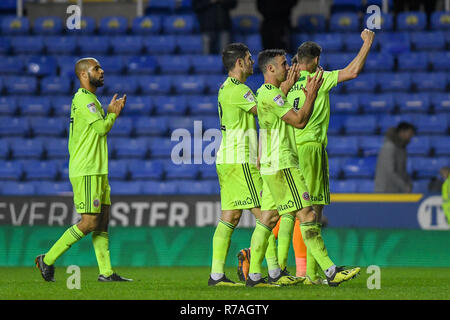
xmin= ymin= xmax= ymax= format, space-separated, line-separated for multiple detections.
xmin=1 ymin=266 xmax=449 ymax=300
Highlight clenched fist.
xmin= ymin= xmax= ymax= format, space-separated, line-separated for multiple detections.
xmin=361 ymin=28 xmax=375 ymax=43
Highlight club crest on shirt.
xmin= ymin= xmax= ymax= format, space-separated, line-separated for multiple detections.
xmin=302 ymin=192 xmax=310 ymax=201
xmin=244 ymin=90 xmax=255 ymax=102
xmin=273 ymin=94 xmax=284 ymax=107
xmin=87 ymin=102 xmax=97 ymax=113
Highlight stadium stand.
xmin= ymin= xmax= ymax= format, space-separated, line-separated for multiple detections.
xmin=0 ymin=3 xmax=448 ymax=196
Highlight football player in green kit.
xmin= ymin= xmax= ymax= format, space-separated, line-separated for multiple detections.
xmin=35 ymin=58 xmax=131 ymax=282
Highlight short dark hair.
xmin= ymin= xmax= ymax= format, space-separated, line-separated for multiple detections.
xmin=296 ymin=41 xmax=322 ymax=64
xmin=396 ymin=122 xmax=416 ymax=134
xmin=222 ymin=43 xmax=249 ymax=72
xmin=257 ymin=49 xmax=286 ymax=74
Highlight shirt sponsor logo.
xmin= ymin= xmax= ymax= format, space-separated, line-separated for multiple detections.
xmin=244 ymin=90 xmax=255 ymax=102
xmin=273 ymin=94 xmax=284 ymax=107
xmin=87 ymin=102 xmax=97 ymax=113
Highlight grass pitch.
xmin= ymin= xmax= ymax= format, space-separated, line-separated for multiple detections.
xmin=1 ymin=266 xmax=449 ymax=300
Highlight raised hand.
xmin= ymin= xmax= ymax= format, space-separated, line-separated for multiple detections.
xmin=302 ymin=67 xmax=324 ymax=98
xmin=107 ymin=93 xmax=126 ymax=117
xmin=361 ymin=28 xmax=375 ymax=43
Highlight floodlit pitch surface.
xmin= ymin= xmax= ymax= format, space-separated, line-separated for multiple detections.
xmin=1 ymin=266 xmax=449 ymax=300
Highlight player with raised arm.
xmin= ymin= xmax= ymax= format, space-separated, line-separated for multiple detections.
xmin=287 ymin=29 xmax=375 ymax=284
xmin=208 ymin=43 xmax=301 ymax=287
xmin=245 ymin=49 xmax=360 ymax=287
xmin=35 ymin=58 xmax=131 ymax=282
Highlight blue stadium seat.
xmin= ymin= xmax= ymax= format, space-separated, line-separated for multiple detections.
xmin=31 ymin=117 xmax=66 ymax=136
xmin=132 ymin=16 xmax=162 ymax=34
xmin=407 ymin=136 xmax=430 ymax=156
xmin=412 ymin=73 xmax=447 ymax=92
xmin=157 ymin=55 xmax=190 ymax=74
xmin=328 ymin=114 xmax=345 ymax=134
xmin=246 ymin=34 xmax=263 ymax=53
xmin=411 ymin=157 xmax=448 ymax=179
xmin=415 ymin=115 xmax=447 ymax=134
xmin=314 ymin=33 xmax=343 ymax=52
xmin=108 ymin=159 xmax=129 ymax=180
xmin=296 ymin=15 xmax=326 ymax=33
xmin=18 ymin=96 xmax=51 ymax=116
xmin=432 ymin=93 xmax=450 ymax=113
xmin=124 ymin=96 xmax=152 ymax=115
xmin=104 ymin=75 xmax=138 ymax=94
xmin=114 ymin=138 xmax=147 ymax=158
xmin=345 ymin=73 xmax=376 ymax=93
xmin=198 ymin=115 xmax=219 ymax=130
xmin=359 ymin=135 xmax=383 ymax=157
xmin=51 ymin=96 xmax=72 ymax=117
xmin=327 ymin=136 xmax=358 ymax=156
xmin=43 ymin=36 xmax=77 ymax=54
xmin=164 ymin=161 xmax=199 ymax=179
xmin=108 ymin=117 xmax=133 ymax=137
xmin=24 ymin=160 xmax=58 ymax=180
xmin=67 ymin=16 xmax=96 ymax=35
xmin=431 ymin=11 xmax=450 ymax=30
xmin=330 ymin=179 xmax=357 ymax=193
xmin=411 ymin=31 xmax=445 ymax=50
xmin=190 ymin=55 xmax=222 ymax=74
xmin=173 ymin=75 xmax=206 ymax=94
xmin=146 ymin=0 xmax=177 ymax=11
xmin=0 ymin=37 xmax=10 ymax=54
xmin=153 ymin=96 xmax=188 ymax=115
xmin=110 ymin=36 xmax=143 ymax=54
xmin=364 ymin=52 xmax=394 ymax=71
xmin=198 ymin=164 xmax=217 ymax=180
xmin=26 ymin=55 xmax=57 ymax=76
xmin=163 ymin=15 xmax=194 ymax=34
xmin=34 ymin=181 xmax=72 ymax=195
xmin=360 ymin=93 xmax=395 ymax=114
xmin=0 ymin=160 xmax=22 ymax=180
xmin=0 ymin=117 xmax=29 ymax=136
xmin=324 ymin=53 xmax=353 ymax=70
xmin=356 ymin=179 xmax=374 ymax=193
xmin=11 ymin=36 xmax=44 ymax=54
xmin=204 ymin=75 xmax=226 ymax=94
xmin=344 ymin=115 xmax=377 ymax=134
xmin=245 ymin=73 xmax=264 ymax=93
xmin=429 ymin=51 xmax=450 ymax=70
xmin=141 ymin=181 xmax=178 ymax=195
xmin=11 ymin=138 xmax=43 ymax=159
xmin=40 ymin=76 xmax=71 ymax=94
xmin=0 ymin=140 xmax=9 ymax=159
xmin=431 ymin=136 xmax=450 ymax=156
xmin=77 ymin=36 xmax=110 ymax=55
xmin=232 ymin=15 xmax=260 ymax=34
xmin=98 ymin=56 xmax=124 ymax=74
xmin=377 ymin=72 xmax=411 ymax=92
xmin=0 ymin=96 xmax=17 ymax=116
xmin=126 ymin=55 xmax=157 ymax=74
xmin=0 ymin=56 xmax=24 ymax=73
xmin=129 ymin=160 xmax=163 ymax=180
xmin=362 ymin=12 xmax=393 ymax=31
xmin=1 ymin=16 xmax=29 ymax=34
xmin=99 ymin=16 xmax=128 ymax=34
xmin=138 ymin=75 xmax=172 ymax=94
xmin=143 ymin=35 xmax=177 ymax=54
xmin=176 ymin=180 xmax=215 ymax=195
xmin=328 ymin=157 xmax=342 ymax=179
xmin=397 ymin=52 xmax=428 ymax=71
xmin=378 ymin=31 xmax=410 ymax=54
xmin=148 ymin=137 xmax=174 ymax=158
xmin=412 ymin=179 xmax=429 ymax=193
xmin=331 ymin=0 xmax=361 ymax=11
xmin=176 ymin=35 xmax=203 ymax=54
xmin=1 ymin=182 xmax=35 ymax=195
xmin=331 ymin=94 xmax=359 ymax=113
xmin=189 ymin=95 xmax=217 ymax=115
xmin=395 ymin=93 xmax=430 ymax=113
xmin=329 ymin=12 xmax=359 ymax=32
xmin=109 ymin=181 xmax=141 ymax=195
xmin=57 ymin=55 xmax=79 ymax=79
xmin=45 ymin=138 xmax=67 ymax=159
xmin=134 ymin=116 xmax=167 ymax=136
xmin=167 ymin=116 xmax=195 ymax=134
xmin=397 ymin=11 xmax=427 ymax=31
xmin=33 ymin=16 xmax=63 ymax=34
xmin=378 ymin=114 xmax=415 ymax=133
xmin=342 ymin=157 xmax=376 ymax=178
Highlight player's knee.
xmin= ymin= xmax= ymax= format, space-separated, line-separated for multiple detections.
xmin=297 ymin=207 xmax=316 ymax=223
xmin=260 ymin=210 xmax=278 ymax=229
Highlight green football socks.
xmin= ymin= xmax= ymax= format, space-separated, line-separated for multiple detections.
xmin=43 ymin=224 xmax=85 ymax=266
xmin=277 ymin=214 xmax=295 ymax=270
xmin=300 ymin=222 xmax=334 ymax=272
xmin=264 ymin=233 xmax=279 ymax=272
xmin=211 ymin=220 xmax=235 ymax=274
xmin=92 ymin=231 xmax=114 ymax=277
xmin=248 ymin=220 xmax=272 ymax=275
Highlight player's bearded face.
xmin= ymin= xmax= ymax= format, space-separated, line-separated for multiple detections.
xmin=88 ymin=70 xmax=104 ymax=87
xmin=244 ymin=52 xmax=254 ymax=75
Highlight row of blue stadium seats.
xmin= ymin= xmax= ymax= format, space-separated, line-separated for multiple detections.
xmin=1 ymin=132 xmax=449 ymax=161
xmin=1 ymin=51 xmax=449 ymax=81
xmin=2 ymin=11 xmax=449 ymax=36
xmin=0 ymin=35 xmax=206 ymax=55
xmin=0 ymin=156 xmax=446 ymax=183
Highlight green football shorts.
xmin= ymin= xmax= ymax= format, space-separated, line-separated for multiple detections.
xmin=261 ymin=167 xmax=312 ymax=215
xmin=297 ymin=142 xmax=330 ymax=205
xmin=216 ymin=163 xmax=262 ymax=210
xmin=69 ymin=174 xmax=111 ymax=214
